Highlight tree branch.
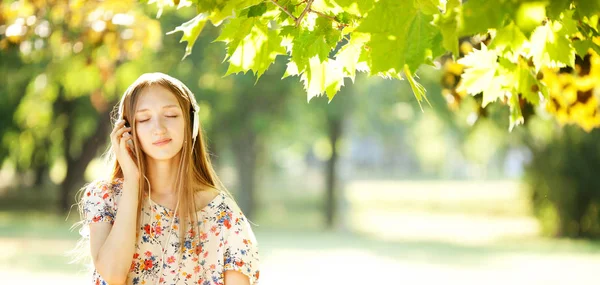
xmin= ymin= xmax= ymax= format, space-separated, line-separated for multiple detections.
xmin=269 ymin=0 xmax=349 ymax=29
xmin=296 ymin=0 xmax=314 ymax=27
xmin=269 ymin=0 xmax=297 ymax=21
xmin=309 ymin=8 xmax=337 ymax=23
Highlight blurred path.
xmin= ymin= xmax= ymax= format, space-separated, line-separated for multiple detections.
xmin=2 ymin=180 xmax=599 ymax=284
xmin=1 ymin=231 xmax=599 ymax=285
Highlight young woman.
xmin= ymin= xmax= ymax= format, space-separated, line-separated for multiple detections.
xmin=77 ymin=73 xmax=259 ymax=285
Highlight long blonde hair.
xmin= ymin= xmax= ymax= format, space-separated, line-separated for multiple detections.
xmin=70 ymin=72 xmax=229 ymax=273
xmin=115 ymin=72 xmax=228 ymax=251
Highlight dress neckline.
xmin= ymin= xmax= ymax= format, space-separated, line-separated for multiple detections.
xmin=148 ymin=191 xmax=223 ymax=214
xmin=112 ymin=177 xmax=223 ymax=214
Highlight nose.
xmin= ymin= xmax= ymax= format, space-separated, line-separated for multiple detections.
xmin=152 ymin=117 xmax=167 ymax=136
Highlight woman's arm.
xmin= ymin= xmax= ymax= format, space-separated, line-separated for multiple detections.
xmin=224 ymin=270 xmax=251 ymax=285
xmin=221 ymin=202 xmax=260 ymax=285
xmin=89 ymin=179 xmax=139 ymax=285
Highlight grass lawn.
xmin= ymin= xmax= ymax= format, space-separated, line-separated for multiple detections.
xmin=1 ymin=180 xmax=599 ymax=284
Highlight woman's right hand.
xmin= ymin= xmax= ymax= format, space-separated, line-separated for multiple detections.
xmin=111 ymin=120 xmax=139 ymax=181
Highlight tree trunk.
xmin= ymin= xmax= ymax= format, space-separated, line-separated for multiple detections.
xmin=33 ymin=164 xmax=48 ymax=188
xmin=325 ymin=117 xmax=343 ymax=229
xmin=232 ymin=129 xmax=258 ymax=220
xmin=59 ymin=106 xmax=112 ymax=213
xmin=33 ymin=138 xmax=51 ymax=188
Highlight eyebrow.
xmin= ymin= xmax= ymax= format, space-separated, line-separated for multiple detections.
xmin=135 ymin=104 xmax=180 ymax=113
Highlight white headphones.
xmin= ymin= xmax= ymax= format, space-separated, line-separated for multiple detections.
xmin=190 ymin=101 xmax=200 ymax=146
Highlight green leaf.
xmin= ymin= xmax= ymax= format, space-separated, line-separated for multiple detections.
xmin=429 ymin=32 xmax=446 ymax=60
xmin=315 ymin=17 xmax=341 ymax=48
xmin=574 ymin=0 xmax=600 ymax=18
xmin=579 ymin=21 xmax=600 ymax=38
xmin=246 ymin=2 xmax=267 ymax=17
xmin=332 ymin=0 xmax=375 ymax=15
xmin=335 ymin=11 xmax=353 ymax=25
xmin=481 ymin=76 xmax=508 ymax=108
xmin=444 ymin=0 xmax=460 ymax=11
xmin=214 ymin=17 xmax=255 ymax=56
xmin=403 ymin=65 xmax=430 ymax=111
xmin=457 ymin=44 xmax=507 ymax=107
xmin=546 ymin=0 xmax=571 ymax=20
xmin=560 ymin=9 xmax=578 ymax=35
xmin=291 ymin=17 xmax=342 ymax=72
xmin=529 ymin=21 xmax=575 ymax=70
xmin=405 ymin=11 xmax=440 ymax=70
xmin=360 ymin=34 xmax=404 ymax=75
xmin=415 ymin=0 xmax=441 ymax=15
xmin=203 ymin=0 xmax=264 ymax=25
xmin=216 ymin=18 xmax=287 ymax=79
xmin=509 ymin=92 xmax=524 ymax=131
xmin=336 ymin=33 xmax=370 ymax=82
xmin=166 ymin=13 xmax=208 ymax=59
xmin=457 ymin=44 xmax=498 ymax=96
xmin=489 ymin=22 xmax=527 ymax=54
xmin=283 ymin=59 xmax=300 ymax=78
xmin=461 ymin=0 xmax=514 ymax=36
xmin=514 ymin=57 xmax=540 ymax=105
xmin=539 ymin=80 xmax=550 ymax=100
xmin=196 ymin=0 xmax=224 ymax=13
xmin=573 ymin=39 xmax=592 ymax=58
xmin=356 ymin=0 xmax=440 ymax=74
xmin=291 ymin=30 xmax=331 ymax=71
xmin=436 ymin=0 xmax=460 ymax=58
xmin=300 ymin=57 xmax=345 ymax=102
xmin=275 ymin=0 xmax=297 ymax=22
xmin=572 ymin=39 xmax=600 ymax=58
xmin=356 ymin=0 xmax=414 ymax=74
xmin=280 ymin=25 xmax=297 ymax=38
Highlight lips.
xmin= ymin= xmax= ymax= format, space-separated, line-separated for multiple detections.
xmin=153 ymin=138 xmax=172 ymax=146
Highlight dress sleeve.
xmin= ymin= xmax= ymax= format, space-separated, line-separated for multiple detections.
xmin=81 ymin=179 xmax=116 ymax=226
xmin=223 ymin=206 xmax=260 ymax=284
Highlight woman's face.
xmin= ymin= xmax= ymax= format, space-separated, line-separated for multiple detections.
xmin=133 ymin=85 xmax=185 ymax=161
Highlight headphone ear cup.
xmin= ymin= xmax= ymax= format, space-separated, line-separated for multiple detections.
xmin=118 ymin=100 xmax=126 ymax=122
xmin=192 ymin=109 xmax=199 ymax=141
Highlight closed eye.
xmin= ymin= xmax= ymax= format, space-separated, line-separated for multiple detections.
xmin=137 ymin=115 xmax=177 ymax=122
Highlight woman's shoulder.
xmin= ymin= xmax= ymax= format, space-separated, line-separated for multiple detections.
xmin=84 ymin=177 xmax=125 ymax=199
xmin=203 ymin=191 xmax=252 ymax=227
xmin=80 ymin=177 xmax=125 ymax=230
xmin=203 ymin=191 xmax=240 ymax=213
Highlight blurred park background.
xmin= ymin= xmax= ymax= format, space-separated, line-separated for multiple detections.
xmin=1 ymin=1 xmax=600 ymax=284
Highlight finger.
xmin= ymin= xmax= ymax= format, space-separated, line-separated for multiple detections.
xmin=110 ymin=128 xmax=124 ymax=146
xmin=111 ymin=127 xmax=130 ymax=152
xmin=119 ymin=134 xmax=131 ymax=155
xmin=126 ymin=140 xmax=136 ymax=155
xmin=121 ymin=132 xmax=136 ymax=149
xmin=122 ymin=132 xmax=132 ymax=145
xmin=115 ymin=126 xmax=132 ymax=140
xmin=111 ymin=120 xmax=126 ymax=136
xmin=112 ymin=126 xmax=129 ymax=151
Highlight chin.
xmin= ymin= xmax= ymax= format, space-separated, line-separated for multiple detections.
xmin=144 ymin=147 xmax=183 ymax=161
xmin=146 ymin=153 xmax=179 ymax=161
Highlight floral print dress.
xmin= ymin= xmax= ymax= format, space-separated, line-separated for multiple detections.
xmin=80 ymin=178 xmax=260 ymax=285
